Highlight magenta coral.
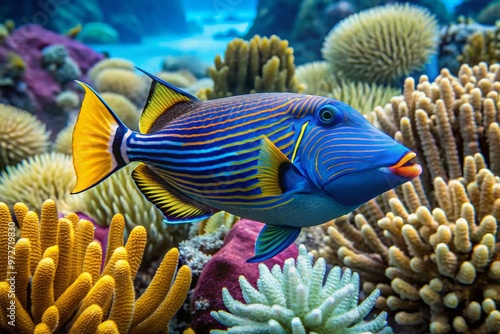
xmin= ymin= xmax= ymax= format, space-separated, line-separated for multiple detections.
xmin=190 ymin=219 xmax=298 ymax=333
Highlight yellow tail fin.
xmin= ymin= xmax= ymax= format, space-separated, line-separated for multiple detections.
xmin=71 ymin=81 xmax=129 ymax=194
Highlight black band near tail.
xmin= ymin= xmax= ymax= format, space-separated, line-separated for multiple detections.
xmin=112 ymin=125 xmax=126 ymax=167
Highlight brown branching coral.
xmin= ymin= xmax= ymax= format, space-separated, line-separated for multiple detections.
xmin=199 ymin=35 xmax=301 ymax=99
xmin=0 ymin=199 xmax=192 ymax=334
xmin=458 ymin=21 xmax=500 ymax=67
xmin=374 ymin=62 xmax=500 ymax=191
xmin=316 ymin=156 xmax=500 ymax=333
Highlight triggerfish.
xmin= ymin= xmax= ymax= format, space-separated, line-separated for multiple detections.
xmin=71 ymin=69 xmax=422 ymax=262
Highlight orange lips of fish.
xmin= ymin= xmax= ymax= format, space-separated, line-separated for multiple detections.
xmin=388 ymin=152 xmax=422 ymax=178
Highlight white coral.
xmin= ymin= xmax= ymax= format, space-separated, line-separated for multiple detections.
xmin=211 ymin=245 xmax=390 ymax=334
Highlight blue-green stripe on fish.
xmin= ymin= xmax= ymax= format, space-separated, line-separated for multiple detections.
xmin=71 ymin=69 xmax=422 ymax=262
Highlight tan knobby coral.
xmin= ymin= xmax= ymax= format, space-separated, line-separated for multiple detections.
xmin=316 ymin=155 xmax=500 ymax=333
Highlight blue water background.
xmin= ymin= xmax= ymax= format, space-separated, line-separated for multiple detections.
xmin=88 ymin=0 xmax=463 ymax=75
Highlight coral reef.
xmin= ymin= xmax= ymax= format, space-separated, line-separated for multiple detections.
xmin=88 ymin=57 xmax=135 ymax=83
xmin=72 ymin=165 xmax=189 ymax=263
xmin=93 ymin=68 xmax=148 ymax=106
xmin=311 ymin=62 xmax=500 ymax=333
xmin=156 ymin=71 xmax=198 ymax=88
xmin=316 ymin=156 xmax=500 ymax=333
xmin=458 ymin=22 xmax=500 ymax=67
xmin=322 ymin=3 xmax=438 ymax=85
xmin=295 ymin=61 xmax=400 ymax=115
xmin=200 ymin=35 xmax=301 ymax=99
xmin=77 ymin=22 xmax=119 ymax=44
xmin=0 ymin=153 xmax=76 ymax=213
xmin=212 ymin=244 xmax=390 ymax=333
xmin=0 ymin=104 xmax=50 ymax=170
xmin=0 ymin=24 xmax=104 ymax=135
xmin=162 ymin=55 xmax=209 ymax=79
xmin=41 ymin=44 xmax=81 ymax=84
xmin=373 ymin=62 xmax=500 ymax=188
xmin=53 ymin=122 xmax=74 ymax=156
xmin=190 ymin=219 xmax=298 ymax=333
xmin=100 ymin=92 xmax=140 ymax=131
xmin=0 ymin=199 xmax=192 ymax=334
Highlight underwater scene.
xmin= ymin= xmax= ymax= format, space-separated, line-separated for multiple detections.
xmin=1 ymin=0 xmax=500 ymax=333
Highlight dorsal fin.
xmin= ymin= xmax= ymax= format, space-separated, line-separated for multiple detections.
xmin=136 ymin=67 xmax=199 ymax=134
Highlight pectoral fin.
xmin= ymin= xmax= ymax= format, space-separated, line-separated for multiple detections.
xmin=247 ymin=225 xmax=301 ymax=263
xmin=257 ymin=136 xmax=311 ymax=197
xmin=131 ymin=163 xmax=215 ymax=224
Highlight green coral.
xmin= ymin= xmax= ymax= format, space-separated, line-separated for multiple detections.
xmin=322 ymin=3 xmax=438 ymax=85
xmin=211 ymin=245 xmax=390 ymax=334
xmin=200 ymin=35 xmax=301 ymax=99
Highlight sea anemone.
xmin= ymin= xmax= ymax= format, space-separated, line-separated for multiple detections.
xmin=322 ymin=3 xmax=438 ymax=85
xmin=0 ymin=104 xmax=50 ymax=170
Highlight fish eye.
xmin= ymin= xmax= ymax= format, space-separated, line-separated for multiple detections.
xmin=317 ymin=105 xmax=339 ymax=125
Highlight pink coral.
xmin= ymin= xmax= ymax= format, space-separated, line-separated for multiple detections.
xmin=190 ymin=219 xmax=298 ymax=333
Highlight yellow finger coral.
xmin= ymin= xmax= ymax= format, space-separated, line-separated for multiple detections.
xmin=72 ymin=164 xmax=189 ymax=263
xmin=0 ymin=104 xmax=50 ymax=170
xmin=200 ymin=35 xmax=301 ymax=99
xmin=0 ymin=199 xmax=192 ymax=334
xmin=322 ymin=3 xmax=438 ymax=85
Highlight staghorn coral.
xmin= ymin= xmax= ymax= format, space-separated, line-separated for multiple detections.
xmin=0 ymin=199 xmax=192 ymax=334
xmin=72 ymin=164 xmax=189 ymax=263
xmin=211 ymin=244 xmax=390 ymax=333
xmin=316 ymin=156 xmax=500 ymax=333
xmin=322 ymin=3 xmax=438 ymax=85
xmin=88 ymin=57 xmax=135 ymax=83
xmin=200 ymin=35 xmax=301 ymax=99
xmin=0 ymin=104 xmax=50 ymax=170
xmin=458 ymin=22 xmax=500 ymax=67
xmin=0 ymin=153 xmax=76 ymax=213
xmin=295 ymin=62 xmax=400 ymax=115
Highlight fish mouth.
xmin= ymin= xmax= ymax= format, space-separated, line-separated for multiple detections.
xmin=387 ymin=152 xmax=422 ymax=179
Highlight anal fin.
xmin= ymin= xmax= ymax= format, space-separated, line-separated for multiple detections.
xmin=132 ymin=163 xmax=214 ymax=224
xmin=247 ymin=225 xmax=301 ymax=263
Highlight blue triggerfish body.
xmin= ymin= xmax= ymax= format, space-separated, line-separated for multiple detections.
xmin=71 ymin=69 xmax=422 ymax=262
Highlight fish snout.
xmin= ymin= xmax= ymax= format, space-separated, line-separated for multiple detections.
xmin=386 ymin=151 xmax=422 ymax=179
